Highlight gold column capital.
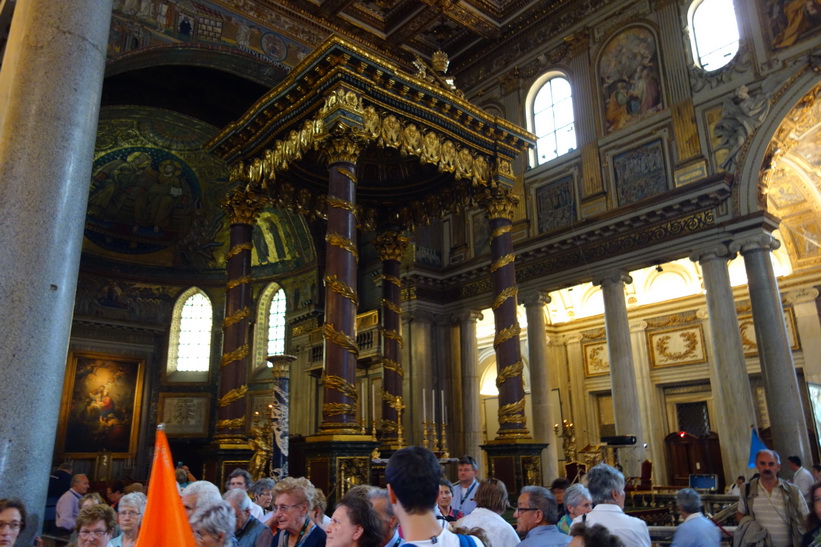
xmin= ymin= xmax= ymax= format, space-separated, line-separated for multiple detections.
xmin=221 ymin=189 xmax=267 ymax=225
xmin=323 ymin=134 xmax=366 ymax=166
xmin=373 ymin=230 xmax=410 ymax=262
xmin=478 ymin=187 xmax=519 ymax=221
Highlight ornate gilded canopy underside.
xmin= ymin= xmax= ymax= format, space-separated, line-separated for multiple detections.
xmin=207 ymin=36 xmax=535 ymax=229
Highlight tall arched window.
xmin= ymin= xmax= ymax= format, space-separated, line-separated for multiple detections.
xmin=167 ymin=287 xmax=213 ymax=379
xmin=690 ymin=0 xmax=739 ymax=71
xmin=531 ymin=75 xmax=576 ymax=165
xmin=253 ymin=283 xmax=287 ymax=370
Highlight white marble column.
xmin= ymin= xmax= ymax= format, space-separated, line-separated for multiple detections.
xmin=403 ymin=309 xmax=435 ymax=447
xmin=691 ymin=245 xmax=758 ymax=482
xmin=457 ymin=311 xmax=484 ymax=463
xmin=0 ymin=0 xmax=113 ymax=541
xmin=522 ymin=292 xmax=559 ymax=479
xmin=594 ymin=272 xmax=646 ymax=476
xmin=730 ymin=234 xmax=812 ymax=465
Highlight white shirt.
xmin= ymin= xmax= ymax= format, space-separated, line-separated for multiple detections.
xmin=250 ymin=501 xmax=265 ymax=522
xmin=404 ymin=526 xmax=482 ymax=547
xmin=792 ymin=466 xmax=814 ymax=502
xmin=572 ymin=503 xmax=651 ymax=547
xmin=456 ymin=508 xmax=519 ymax=547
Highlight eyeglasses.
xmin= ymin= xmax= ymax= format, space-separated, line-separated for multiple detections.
xmin=79 ymin=530 xmax=109 ymax=538
xmin=0 ymin=521 xmax=21 ymax=531
xmin=119 ymin=510 xmax=141 ymax=517
xmin=273 ymin=503 xmax=304 ymax=513
xmin=514 ymin=507 xmax=538 ymax=513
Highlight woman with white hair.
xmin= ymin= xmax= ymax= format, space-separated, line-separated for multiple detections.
xmin=270 ymin=477 xmax=326 ymax=547
xmin=557 ymin=484 xmax=591 ymax=534
xmin=190 ymin=500 xmax=236 ymax=547
xmin=109 ymin=492 xmax=146 ymax=547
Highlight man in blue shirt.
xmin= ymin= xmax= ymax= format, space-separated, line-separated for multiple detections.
xmin=671 ymin=488 xmax=720 ymax=547
xmin=514 ymin=486 xmax=571 ymax=547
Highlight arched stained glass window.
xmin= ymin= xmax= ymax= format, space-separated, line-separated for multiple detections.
xmin=267 ymin=289 xmax=287 ymax=360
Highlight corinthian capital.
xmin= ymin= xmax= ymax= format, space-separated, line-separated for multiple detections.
xmin=322 ymin=134 xmax=365 ymax=166
xmin=373 ymin=230 xmax=410 ymax=262
xmin=477 ymin=187 xmax=519 ymax=221
xmin=221 ymin=188 xmax=268 ymax=225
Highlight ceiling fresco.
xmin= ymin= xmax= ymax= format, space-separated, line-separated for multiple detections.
xmin=84 ymin=106 xmax=314 ymax=280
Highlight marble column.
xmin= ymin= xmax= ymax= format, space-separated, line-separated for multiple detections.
xmin=522 ymin=292 xmax=559 ymax=479
xmin=319 ymin=135 xmax=362 ymax=435
xmin=730 ymin=234 xmax=812 ymax=464
xmin=217 ymin=190 xmax=264 ymax=440
xmin=690 ymin=245 xmax=757 ymax=482
xmin=457 ymin=311 xmax=484 ymax=460
xmin=0 ymin=1 xmax=112 ymax=541
xmin=372 ymin=230 xmax=410 ymax=447
xmin=480 ymin=188 xmax=530 ymax=439
xmin=594 ymin=272 xmax=646 ymax=476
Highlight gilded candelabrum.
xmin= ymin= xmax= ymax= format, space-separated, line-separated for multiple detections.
xmin=554 ymin=419 xmax=577 ymax=462
xmin=440 ymin=422 xmax=449 ymax=458
xmin=422 ymin=420 xmax=429 ymax=449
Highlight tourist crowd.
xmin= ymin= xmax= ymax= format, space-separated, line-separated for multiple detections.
xmin=4 ymin=447 xmax=821 ymax=546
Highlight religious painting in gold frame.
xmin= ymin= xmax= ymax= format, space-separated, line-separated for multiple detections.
xmin=57 ymin=351 xmax=144 ymax=456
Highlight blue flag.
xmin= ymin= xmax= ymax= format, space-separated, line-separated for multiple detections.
xmin=748 ymin=428 xmax=767 ymax=468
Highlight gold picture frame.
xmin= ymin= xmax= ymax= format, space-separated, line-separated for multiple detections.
xmin=647 ymin=324 xmax=707 ymax=368
xmin=57 ymin=351 xmax=145 ymax=457
xmin=582 ymin=341 xmax=610 ymax=377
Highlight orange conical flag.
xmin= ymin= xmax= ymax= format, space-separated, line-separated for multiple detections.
xmin=134 ymin=425 xmax=197 ymax=547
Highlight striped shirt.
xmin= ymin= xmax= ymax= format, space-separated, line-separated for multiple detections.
xmin=739 ymin=481 xmax=790 ymax=547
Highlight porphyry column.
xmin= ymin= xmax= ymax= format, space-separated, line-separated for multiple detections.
xmin=730 ymin=234 xmax=812 ymax=464
xmin=372 ymin=230 xmax=410 ymax=447
xmin=319 ymin=134 xmax=362 ymax=434
xmin=216 ymin=190 xmax=264 ymax=440
xmin=480 ymin=188 xmax=530 ymax=440
xmin=0 ymin=0 xmax=113 ymax=541
xmin=594 ymin=272 xmax=646 ymax=476
xmin=690 ymin=245 xmax=757 ymax=482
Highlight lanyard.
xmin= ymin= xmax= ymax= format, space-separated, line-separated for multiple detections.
xmin=458 ymin=482 xmax=477 ymax=511
xmin=287 ymin=518 xmax=311 ymax=547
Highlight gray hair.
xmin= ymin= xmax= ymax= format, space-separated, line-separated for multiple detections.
xmin=564 ymin=484 xmax=591 ymax=509
xmin=274 ymin=477 xmax=317 ymax=510
xmin=366 ymin=487 xmax=394 ymax=519
xmin=118 ymin=492 xmax=147 ymax=513
xmin=586 ymin=464 xmax=625 ymax=505
xmin=223 ymin=488 xmax=251 ymax=511
xmin=182 ymin=481 xmax=222 ymax=509
xmin=190 ymin=500 xmax=235 ymax=547
xmin=675 ymin=488 xmax=701 ymax=515
xmin=251 ymin=478 xmax=275 ymax=497
xmin=520 ymin=485 xmax=558 ymax=525
xmin=756 ymin=449 xmax=781 ymax=465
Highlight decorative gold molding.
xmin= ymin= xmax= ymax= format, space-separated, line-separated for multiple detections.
xmin=498 ymin=398 xmax=526 ymax=424
xmin=496 ymin=360 xmax=524 ymax=387
xmin=322 ymin=374 xmax=359 ymax=400
xmin=322 ymin=323 xmax=360 ymax=356
xmin=494 ymin=323 xmax=521 ymax=349
xmin=218 ymin=385 xmax=248 ymax=407
xmin=381 ymin=298 xmax=402 ymax=315
xmin=381 ymin=327 xmax=405 ymax=348
xmin=381 ymin=390 xmax=404 ymax=411
xmin=322 ymin=402 xmax=357 ymax=416
xmin=220 ymin=344 xmax=249 ymax=367
xmin=326 ymin=232 xmax=360 ymax=262
xmin=323 ymin=135 xmax=364 ymax=165
xmin=324 ymin=274 xmax=359 ymax=306
xmin=216 ymin=418 xmax=245 ymax=430
xmin=381 ymin=356 xmax=404 ymax=377
xmin=478 ymin=187 xmax=519 ymax=221
xmin=490 ymin=253 xmax=516 ymax=273
xmin=375 ymin=273 xmax=401 ymax=287
xmin=490 ymin=224 xmax=511 ymax=241
xmin=492 ymin=286 xmax=518 ymax=311
xmin=335 ymin=166 xmax=358 ymax=183
xmin=328 ymin=196 xmax=357 ymax=215
xmin=226 ymin=275 xmax=252 ymax=290
xmin=226 ymin=242 xmax=253 ymax=261
xmin=224 ymin=306 xmax=251 ymax=327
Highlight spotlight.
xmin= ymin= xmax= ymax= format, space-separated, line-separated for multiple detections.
xmin=655 ymin=265 xmax=663 ymax=272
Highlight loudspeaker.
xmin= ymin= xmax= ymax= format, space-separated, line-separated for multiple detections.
xmin=600 ymin=435 xmax=637 ymax=446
